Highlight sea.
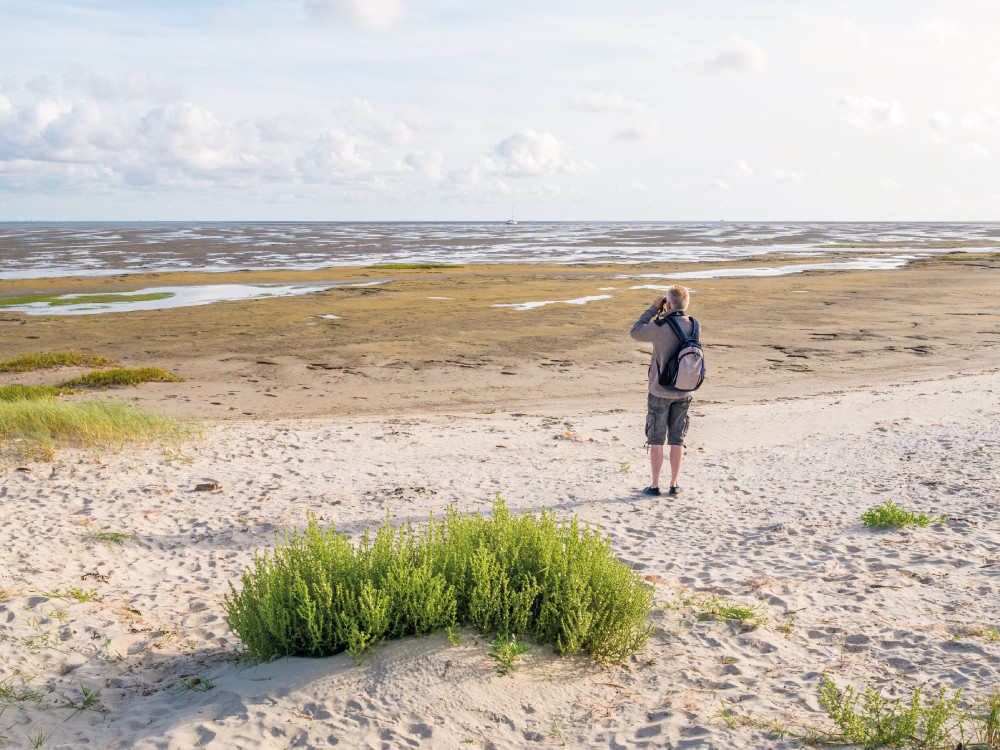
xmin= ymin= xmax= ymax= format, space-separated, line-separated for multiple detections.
xmin=1 ymin=221 xmax=997 ymax=281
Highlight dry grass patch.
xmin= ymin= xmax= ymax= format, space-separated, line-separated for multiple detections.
xmin=62 ymin=367 xmax=185 ymax=388
xmin=0 ymin=352 xmax=118 ymax=373
xmin=0 ymin=385 xmax=76 ymax=402
xmin=0 ymin=399 xmax=197 ymax=461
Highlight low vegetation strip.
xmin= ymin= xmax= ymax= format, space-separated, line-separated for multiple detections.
xmin=225 ymin=496 xmax=654 ymax=664
xmin=0 ymin=353 xmax=118 ymax=372
xmin=0 ymin=291 xmax=174 ymax=308
xmin=365 ymin=263 xmax=462 ymax=269
xmin=0 ymin=400 xmax=195 ymax=459
xmin=62 ymin=367 xmax=185 ymax=388
xmin=0 ymin=385 xmax=75 ymax=402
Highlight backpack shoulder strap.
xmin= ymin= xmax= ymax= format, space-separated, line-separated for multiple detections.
xmin=662 ymin=314 xmax=685 ymax=340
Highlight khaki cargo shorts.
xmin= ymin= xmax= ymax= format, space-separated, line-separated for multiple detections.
xmin=645 ymin=393 xmax=692 ymax=447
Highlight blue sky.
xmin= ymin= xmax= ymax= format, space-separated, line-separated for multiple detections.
xmin=2 ymin=0 xmax=999 ymax=220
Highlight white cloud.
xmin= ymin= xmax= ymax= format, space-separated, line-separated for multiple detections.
xmin=295 ymin=131 xmax=371 ymax=179
xmin=928 ymin=111 xmax=952 ymax=130
xmin=709 ymin=178 xmax=731 ymax=190
xmin=915 ymin=18 xmax=961 ymax=43
xmin=332 ymin=98 xmax=412 ymax=146
xmin=488 ymin=129 xmax=588 ymax=178
xmin=838 ymin=96 xmax=905 ymax=127
xmin=878 ymin=178 xmax=900 ymax=189
xmin=402 ymin=149 xmax=443 ymax=180
xmin=616 ymin=123 xmax=660 ymax=140
xmin=568 ymin=92 xmax=646 ymax=114
xmin=0 ymin=83 xmax=443 ymax=190
xmin=734 ymin=160 xmax=755 ymax=176
xmin=690 ymin=39 xmax=766 ymax=74
xmin=971 ymin=141 xmax=990 ymax=158
xmin=960 ymin=107 xmax=1000 ymax=132
xmin=306 ymin=0 xmax=404 ymax=32
xmin=770 ymin=168 xmax=806 ymax=184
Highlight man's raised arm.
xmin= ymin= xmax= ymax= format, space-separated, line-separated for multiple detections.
xmin=629 ymin=295 xmax=666 ymax=342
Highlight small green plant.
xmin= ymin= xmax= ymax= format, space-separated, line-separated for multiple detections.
xmin=225 ymin=496 xmax=653 ymax=665
xmin=26 ymin=727 xmax=52 ymax=748
xmin=697 ymin=596 xmax=769 ymax=627
xmin=179 ymin=677 xmax=215 ymax=694
xmin=54 ymin=685 xmax=101 ymax=718
xmin=78 ymin=529 xmax=132 ymax=546
xmin=0 ymin=353 xmax=118 ymax=373
xmin=977 ymin=688 xmax=1000 ymax=747
xmin=20 ymin=631 xmax=59 ymax=651
xmin=445 ymin=624 xmax=462 ymax=646
xmin=62 ymin=367 xmax=185 ymax=388
xmin=778 ymin=615 xmax=794 ymax=633
xmin=489 ymin=634 xmax=533 ymax=676
xmin=861 ymin=500 xmax=946 ymax=529
xmin=544 ymin=716 xmax=566 ymax=745
xmin=0 ymin=678 xmax=47 ymax=708
xmin=618 ymin=461 xmax=630 ymax=473
xmin=817 ymin=675 xmax=965 ymax=749
xmin=64 ymin=586 xmax=100 ymax=603
xmin=954 ymin=625 xmax=1000 ymax=642
xmin=45 ymin=607 xmax=69 ymax=624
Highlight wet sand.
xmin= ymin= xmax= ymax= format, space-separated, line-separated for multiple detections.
xmin=1 ymin=253 xmax=999 ymax=419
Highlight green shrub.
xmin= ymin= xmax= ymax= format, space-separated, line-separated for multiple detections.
xmin=224 ymin=496 xmax=653 ymax=664
xmin=818 ymin=675 xmax=966 ymax=749
xmin=861 ymin=500 xmax=945 ymax=528
xmin=62 ymin=367 xmax=185 ymax=388
xmin=0 ymin=399 xmax=194 ymax=460
xmin=0 ymin=385 xmax=75 ymax=402
xmin=0 ymin=353 xmax=118 ymax=372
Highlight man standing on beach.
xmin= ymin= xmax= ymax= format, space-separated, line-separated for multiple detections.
xmin=629 ymin=285 xmax=696 ymax=496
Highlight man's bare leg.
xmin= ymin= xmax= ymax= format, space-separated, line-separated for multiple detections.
xmin=669 ymin=445 xmax=684 ymax=488
xmin=649 ymin=445 xmax=663 ymax=489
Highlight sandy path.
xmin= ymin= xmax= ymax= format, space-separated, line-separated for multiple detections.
xmin=1 ymin=370 xmax=998 ymax=748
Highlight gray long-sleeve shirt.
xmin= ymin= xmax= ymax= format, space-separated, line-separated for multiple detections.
xmin=629 ymin=304 xmax=698 ymax=400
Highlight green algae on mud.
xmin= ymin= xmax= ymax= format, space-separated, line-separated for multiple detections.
xmin=0 ymin=292 xmax=174 ymax=308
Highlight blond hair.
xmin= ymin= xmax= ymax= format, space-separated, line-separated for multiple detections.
xmin=666 ymin=285 xmax=689 ymax=311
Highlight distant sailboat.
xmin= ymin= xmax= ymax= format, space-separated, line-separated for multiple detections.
xmin=505 ymin=206 xmax=518 ymax=225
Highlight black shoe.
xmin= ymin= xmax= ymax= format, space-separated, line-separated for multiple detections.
xmin=668 ymin=486 xmax=683 ymax=495
xmin=642 ymin=486 xmax=661 ymax=496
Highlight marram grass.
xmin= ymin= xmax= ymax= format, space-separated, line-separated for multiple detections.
xmin=0 ymin=399 xmax=195 ymax=460
xmin=0 ymin=385 xmax=76 ymax=402
xmin=0 ymin=352 xmax=118 ymax=373
xmin=62 ymin=367 xmax=185 ymax=388
xmin=225 ymin=496 xmax=654 ymax=665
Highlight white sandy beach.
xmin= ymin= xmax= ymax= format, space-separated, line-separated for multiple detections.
xmin=1 ymin=367 xmax=998 ymax=749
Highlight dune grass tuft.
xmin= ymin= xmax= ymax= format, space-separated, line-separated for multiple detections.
xmin=62 ymin=367 xmax=185 ymax=388
xmin=861 ymin=499 xmax=946 ymax=529
xmin=0 ymin=352 xmax=118 ymax=373
xmin=0 ymin=399 xmax=196 ymax=460
xmin=0 ymin=385 xmax=76 ymax=402
xmin=225 ymin=495 xmax=653 ymax=665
